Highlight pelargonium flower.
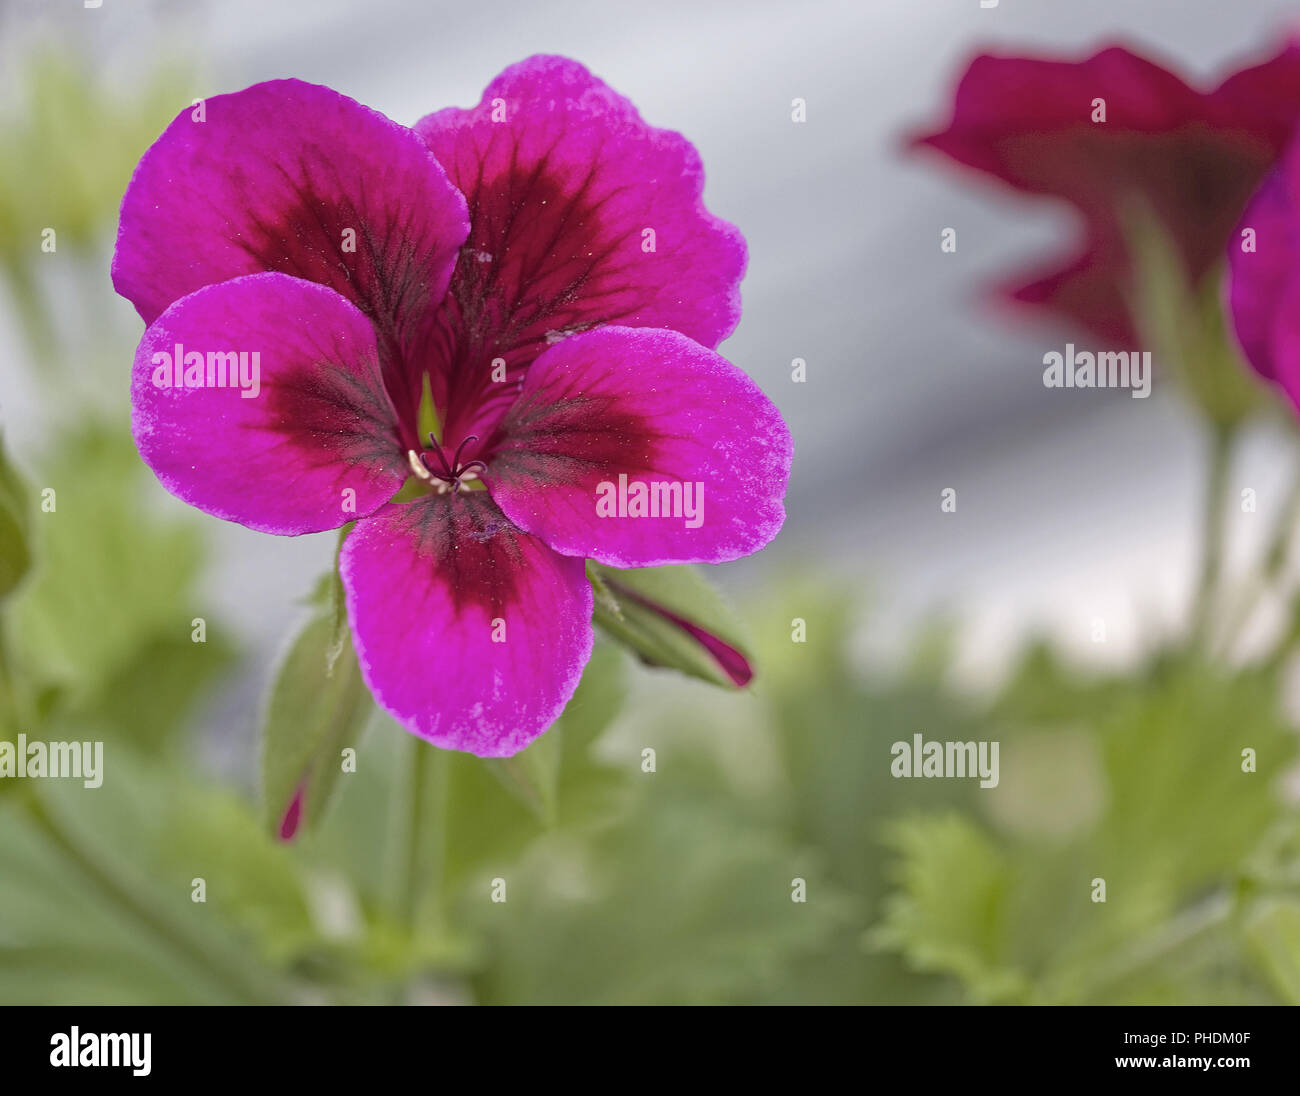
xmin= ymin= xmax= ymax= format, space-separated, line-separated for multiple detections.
xmin=912 ymin=40 xmax=1300 ymax=346
xmin=112 ymin=57 xmax=791 ymax=757
xmin=1228 ymin=136 xmax=1300 ymax=391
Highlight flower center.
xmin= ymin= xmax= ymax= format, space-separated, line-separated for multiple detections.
xmin=406 ymin=433 xmax=487 ymax=495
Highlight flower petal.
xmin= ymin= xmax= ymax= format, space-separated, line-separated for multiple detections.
xmin=913 ymin=43 xmax=1300 ymax=345
xmin=413 ymin=55 xmax=745 ymax=441
xmin=1214 ymin=41 xmax=1300 ymax=149
xmin=339 ymin=493 xmax=593 ymax=756
xmin=112 ymin=78 xmax=469 ymax=374
xmin=1265 ymin=275 xmax=1300 ymax=410
xmin=132 ymin=272 xmax=405 ymax=535
xmin=1228 ymin=166 xmax=1298 ymax=380
xmin=486 ymin=326 xmax=790 ymax=567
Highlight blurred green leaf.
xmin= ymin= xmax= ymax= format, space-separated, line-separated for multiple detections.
xmin=315 ymin=642 xmax=629 ymax=914
xmin=67 ymin=633 xmax=236 ymax=753
xmin=871 ymin=813 xmax=1028 ymax=1003
xmin=9 ymin=424 xmax=207 ymax=698
xmin=466 ymin=786 xmax=856 ymax=1005
xmin=0 ymin=432 xmax=31 ymax=599
xmin=0 ymin=753 xmax=308 ymax=1004
xmin=261 ymin=609 xmax=372 ymax=838
xmin=0 ymin=49 xmax=189 ymax=264
xmin=874 ymin=647 xmax=1299 ymax=1005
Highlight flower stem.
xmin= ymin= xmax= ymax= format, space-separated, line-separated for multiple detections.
xmin=387 ymin=732 xmax=429 ymax=932
xmin=1190 ymin=422 xmax=1234 ymax=648
xmin=1218 ymin=455 xmax=1300 ymax=656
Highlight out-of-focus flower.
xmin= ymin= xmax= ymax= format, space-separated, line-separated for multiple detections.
xmin=1227 ymin=140 xmax=1300 ymax=396
xmin=913 ymin=41 xmax=1300 ymax=347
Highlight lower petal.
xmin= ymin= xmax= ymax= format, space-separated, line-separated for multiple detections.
xmin=339 ymin=493 xmax=593 ymax=756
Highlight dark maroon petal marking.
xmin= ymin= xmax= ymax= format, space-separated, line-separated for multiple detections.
xmin=131 ymin=273 xmax=406 ymax=535
xmin=487 ymin=326 xmax=791 ymax=567
xmin=339 ymin=493 xmax=593 ymax=755
xmin=413 ymin=55 xmax=746 ymax=445
xmin=112 ymin=78 xmax=469 ymax=438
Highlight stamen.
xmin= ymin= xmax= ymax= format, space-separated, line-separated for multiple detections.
xmin=407 ymin=449 xmax=433 ymax=481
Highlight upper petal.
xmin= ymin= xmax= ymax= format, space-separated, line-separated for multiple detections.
xmin=413 ymin=55 xmax=746 ymax=440
xmin=913 ymin=47 xmax=1203 ymax=187
xmin=485 ymin=326 xmax=791 ymax=567
xmin=1213 ymin=40 xmax=1300 ymax=150
xmin=132 ymin=272 xmax=406 ymax=535
xmin=339 ymin=493 xmax=593 ymax=756
xmin=112 ymin=78 xmax=469 ymax=368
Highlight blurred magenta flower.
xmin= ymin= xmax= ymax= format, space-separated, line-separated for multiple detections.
xmin=913 ymin=41 xmax=1300 ymax=346
xmin=112 ymin=57 xmax=791 ymax=757
xmin=1228 ymin=143 xmax=1300 ymax=390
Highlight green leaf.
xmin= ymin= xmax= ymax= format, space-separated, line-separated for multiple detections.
xmin=0 ymin=752 xmax=307 ymax=1004
xmin=260 ymin=609 xmax=373 ymax=838
xmin=589 ymin=562 xmax=753 ymax=688
xmin=466 ymin=786 xmax=857 ymax=1005
xmin=871 ymin=649 xmax=1299 ymax=1005
xmin=870 ymin=814 xmax=1029 ymax=1004
xmin=483 ymin=638 xmax=631 ymax=826
xmin=1243 ymin=899 xmax=1300 ymax=1004
xmin=484 ymin=737 xmax=562 ymax=824
xmin=61 ymin=633 xmax=236 ymax=753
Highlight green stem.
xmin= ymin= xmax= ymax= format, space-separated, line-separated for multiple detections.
xmin=1190 ymin=423 xmax=1234 ymax=648
xmin=401 ymin=739 xmax=430 ymax=929
xmin=26 ymin=792 xmax=291 ymax=1004
xmin=427 ymin=745 xmax=450 ymax=927
xmin=382 ymin=735 xmax=452 ymax=1003
xmin=1069 ymin=891 xmax=1234 ymax=1004
xmin=386 ymin=733 xmax=441 ymax=934
xmin=1218 ymin=458 xmax=1300 ymax=656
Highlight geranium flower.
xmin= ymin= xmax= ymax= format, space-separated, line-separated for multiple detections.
xmin=1227 ymin=140 xmax=1300 ymax=390
xmin=112 ymin=57 xmax=791 ymax=757
xmin=912 ymin=40 xmax=1300 ymax=346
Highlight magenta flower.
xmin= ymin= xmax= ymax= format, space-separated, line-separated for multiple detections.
xmin=112 ymin=57 xmax=791 ymax=757
xmin=913 ymin=41 xmax=1300 ymax=346
xmin=1228 ymin=140 xmax=1300 ymax=391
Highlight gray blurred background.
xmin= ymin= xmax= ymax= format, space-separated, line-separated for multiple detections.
xmin=4 ymin=0 xmax=1300 ymax=756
